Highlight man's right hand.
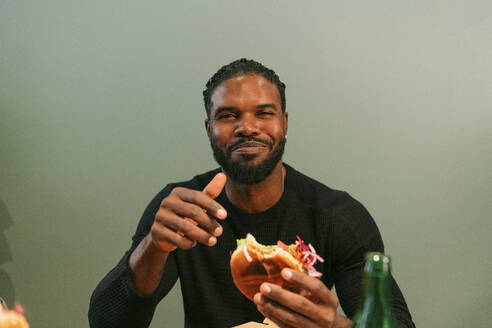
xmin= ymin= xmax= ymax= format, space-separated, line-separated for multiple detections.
xmin=129 ymin=173 xmax=227 ymax=296
xmin=150 ymin=172 xmax=228 ymax=252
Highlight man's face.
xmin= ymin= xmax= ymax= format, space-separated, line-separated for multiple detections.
xmin=205 ymin=73 xmax=288 ymax=185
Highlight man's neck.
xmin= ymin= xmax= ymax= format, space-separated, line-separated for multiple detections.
xmin=225 ymin=161 xmax=285 ymax=213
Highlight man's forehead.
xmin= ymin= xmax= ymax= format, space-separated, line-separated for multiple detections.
xmin=210 ymin=73 xmax=279 ymax=105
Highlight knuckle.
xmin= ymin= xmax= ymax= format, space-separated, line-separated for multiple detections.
xmin=180 ymin=243 xmax=193 ymax=250
xmin=283 ymin=313 xmax=298 ymax=326
xmin=154 ymin=211 xmax=170 ymax=227
xmin=210 ymin=222 xmax=220 ymax=234
xmin=269 ymin=286 xmax=281 ymax=298
xmin=179 ymin=220 xmax=194 ymax=234
xmin=256 ymin=305 xmax=267 ymax=318
xmin=150 ymin=223 xmax=164 ymax=236
xmin=311 ymin=280 xmax=325 ymax=295
xmin=319 ymin=308 xmax=335 ymax=325
xmin=172 ymin=187 xmax=184 ymax=194
xmin=297 ymin=297 xmax=310 ymax=309
xmin=161 ymin=196 xmax=173 ymax=208
xmin=178 ymin=238 xmax=195 ymax=250
xmin=150 ymin=225 xmax=159 ymax=239
xmin=204 ymin=221 xmax=216 ymax=233
xmin=195 ymin=231 xmax=207 ymax=242
xmin=208 ymin=200 xmax=219 ymax=212
xmin=192 ymin=229 xmax=208 ymax=244
xmin=189 ymin=206 xmax=202 ymax=218
xmin=189 ymin=192 xmax=198 ymax=203
xmin=153 ymin=212 xmax=162 ymax=223
xmin=151 ymin=225 xmax=169 ymax=243
xmin=321 ymin=316 xmax=334 ymax=326
xmin=260 ymin=304 xmax=271 ymax=317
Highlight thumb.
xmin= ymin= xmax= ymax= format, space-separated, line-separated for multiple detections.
xmin=203 ymin=172 xmax=227 ymax=199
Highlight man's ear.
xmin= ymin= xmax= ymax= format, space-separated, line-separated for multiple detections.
xmin=205 ymin=118 xmax=211 ymax=139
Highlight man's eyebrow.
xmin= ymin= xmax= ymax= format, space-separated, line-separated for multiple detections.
xmin=256 ymin=103 xmax=278 ymax=110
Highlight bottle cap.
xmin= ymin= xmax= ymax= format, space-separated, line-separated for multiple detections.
xmin=364 ymin=252 xmax=391 ymax=275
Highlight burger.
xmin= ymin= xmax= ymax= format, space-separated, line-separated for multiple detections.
xmin=230 ymin=234 xmax=324 ymax=301
xmin=0 ymin=301 xmax=29 ymax=328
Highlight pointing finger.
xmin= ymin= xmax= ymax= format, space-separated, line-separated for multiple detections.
xmin=203 ymin=172 xmax=226 ymax=199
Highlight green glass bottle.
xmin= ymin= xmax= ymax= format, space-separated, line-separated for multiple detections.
xmin=352 ymin=252 xmax=397 ymax=328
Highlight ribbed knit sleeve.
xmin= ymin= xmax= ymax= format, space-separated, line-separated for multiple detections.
xmin=88 ymin=185 xmax=180 ymax=328
xmin=88 ymin=251 xmax=176 ymax=328
xmin=330 ymin=192 xmax=415 ymax=328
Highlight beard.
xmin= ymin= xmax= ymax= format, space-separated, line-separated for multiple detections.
xmin=210 ymin=136 xmax=286 ymax=185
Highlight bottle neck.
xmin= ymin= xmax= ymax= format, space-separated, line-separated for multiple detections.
xmin=362 ymin=273 xmax=391 ymax=300
xmin=354 ymin=252 xmax=396 ymax=328
xmin=359 ymin=274 xmax=395 ymax=327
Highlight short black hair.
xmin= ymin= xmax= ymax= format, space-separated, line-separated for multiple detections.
xmin=203 ymin=58 xmax=286 ymax=118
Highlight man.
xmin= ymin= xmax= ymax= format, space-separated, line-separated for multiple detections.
xmin=89 ymin=59 xmax=415 ymax=328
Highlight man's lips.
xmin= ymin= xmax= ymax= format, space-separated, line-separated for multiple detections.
xmin=229 ymin=141 xmax=270 ymax=153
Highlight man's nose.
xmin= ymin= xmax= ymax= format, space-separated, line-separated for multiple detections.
xmin=234 ymin=115 xmax=259 ymax=137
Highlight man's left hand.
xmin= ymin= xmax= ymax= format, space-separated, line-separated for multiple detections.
xmin=253 ymin=268 xmax=351 ymax=328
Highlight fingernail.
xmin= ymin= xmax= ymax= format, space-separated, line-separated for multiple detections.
xmin=282 ymin=269 xmax=292 ymax=279
xmin=254 ymin=293 xmax=264 ymax=305
xmin=213 ymin=226 xmax=222 ymax=236
xmin=208 ymin=236 xmax=217 ymax=246
xmin=217 ymin=209 xmax=227 ymax=219
xmin=261 ymin=284 xmax=271 ymax=294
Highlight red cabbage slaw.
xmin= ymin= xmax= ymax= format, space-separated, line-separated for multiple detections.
xmin=277 ymin=236 xmax=324 ymax=279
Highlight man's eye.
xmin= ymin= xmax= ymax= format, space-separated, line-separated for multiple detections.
xmin=218 ymin=113 xmax=235 ymax=120
xmin=258 ymin=111 xmax=273 ymax=116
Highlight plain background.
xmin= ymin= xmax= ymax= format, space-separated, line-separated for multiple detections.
xmin=1 ymin=1 xmax=491 ymax=327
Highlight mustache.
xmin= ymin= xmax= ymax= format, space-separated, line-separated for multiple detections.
xmin=227 ymin=137 xmax=273 ymax=153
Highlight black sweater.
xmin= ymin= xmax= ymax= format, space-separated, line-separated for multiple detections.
xmin=89 ymin=164 xmax=415 ymax=328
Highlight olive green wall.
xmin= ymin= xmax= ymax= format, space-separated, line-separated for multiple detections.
xmin=1 ymin=1 xmax=491 ymax=327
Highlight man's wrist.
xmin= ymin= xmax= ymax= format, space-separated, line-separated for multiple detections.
xmin=128 ymin=234 xmax=170 ymax=296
